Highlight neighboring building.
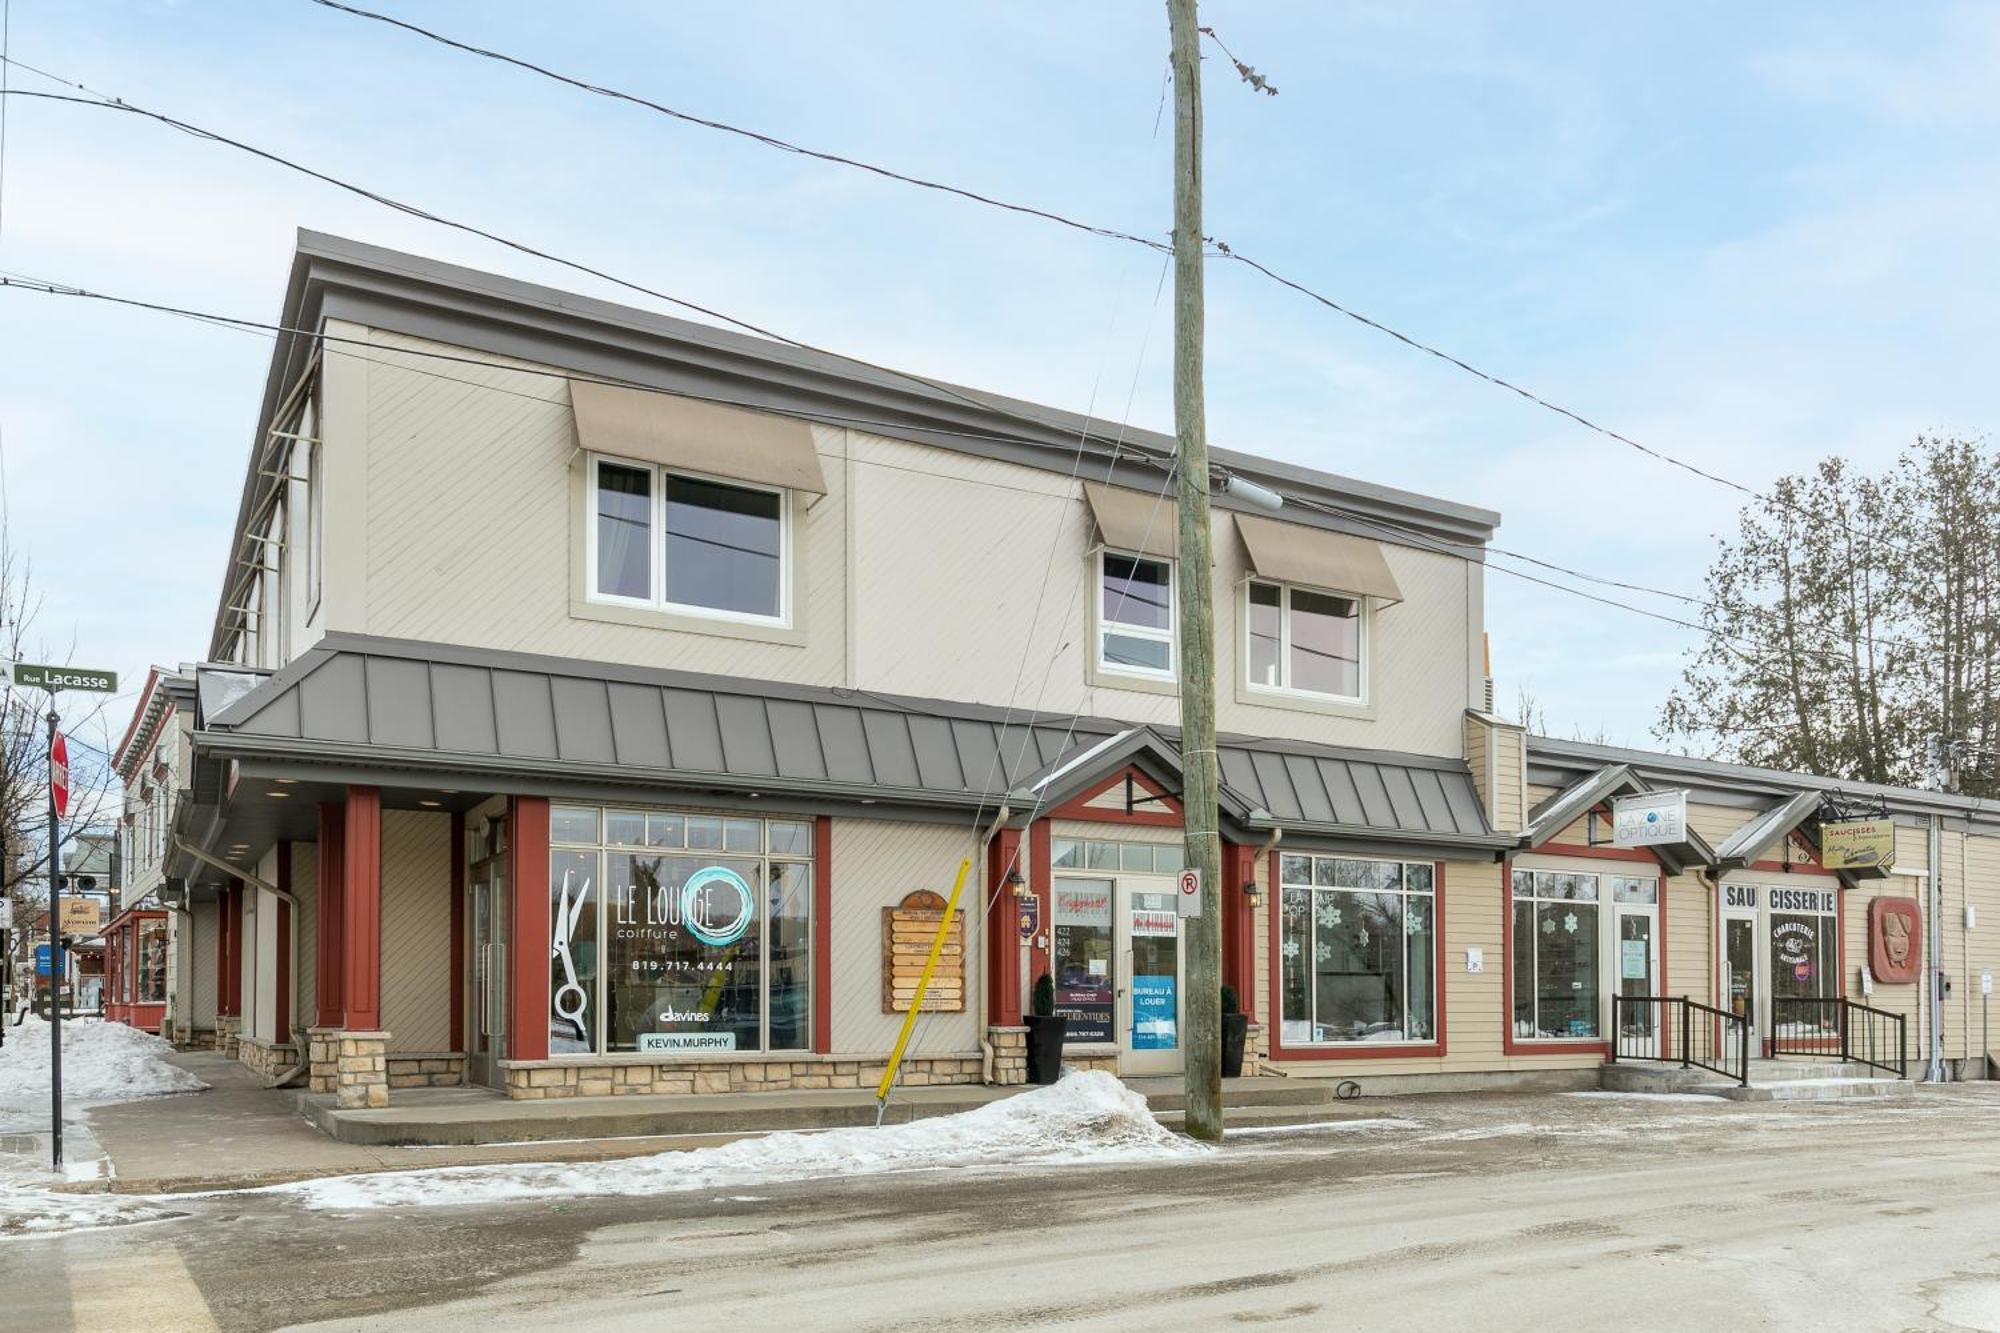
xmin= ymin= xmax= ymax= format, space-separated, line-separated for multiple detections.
xmin=108 ymin=669 xmax=197 ymax=1037
xmin=157 ymin=232 xmax=1998 ymax=1115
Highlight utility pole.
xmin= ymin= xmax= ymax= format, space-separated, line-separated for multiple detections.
xmin=1168 ymin=0 xmax=1222 ymax=1142
xmin=45 ymin=705 xmax=64 ymax=1168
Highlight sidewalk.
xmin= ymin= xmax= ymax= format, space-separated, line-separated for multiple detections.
xmin=80 ymin=1052 xmax=828 ymax=1194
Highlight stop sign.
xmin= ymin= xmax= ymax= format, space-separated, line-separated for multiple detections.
xmin=49 ymin=730 xmax=68 ymax=819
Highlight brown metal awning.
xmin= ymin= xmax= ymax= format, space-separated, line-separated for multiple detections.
xmin=569 ymin=380 xmax=828 ymax=495
xmin=1235 ymin=513 xmax=1403 ymax=605
xmin=1082 ymin=481 xmax=1177 ymax=559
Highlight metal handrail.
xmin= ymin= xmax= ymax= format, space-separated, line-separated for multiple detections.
xmin=1772 ymin=996 xmax=1906 ymax=1078
xmin=1610 ymin=994 xmax=1749 ymax=1086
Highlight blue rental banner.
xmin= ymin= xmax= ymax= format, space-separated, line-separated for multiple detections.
xmin=1131 ymin=974 xmax=1177 ymax=1050
xmin=34 ymin=944 xmax=53 ymax=976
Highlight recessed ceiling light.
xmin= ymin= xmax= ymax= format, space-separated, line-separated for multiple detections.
xmin=267 ymin=791 xmax=291 ymax=799
xmin=418 ymin=799 xmax=442 ymax=808
xmin=272 ymin=778 xmax=297 ymax=785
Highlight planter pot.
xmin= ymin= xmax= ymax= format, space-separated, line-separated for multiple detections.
xmin=1221 ymin=1012 xmax=1249 ymax=1078
xmin=1025 ymin=1014 xmax=1068 ymax=1085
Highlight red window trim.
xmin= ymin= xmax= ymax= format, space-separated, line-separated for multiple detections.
xmin=1046 ymin=767 xmax=1184 ymax=827
xmin=1265 ymin=853 xmax=1448 ymax=1062
xmin=812 ymin=814 xmax=833 ymax=1054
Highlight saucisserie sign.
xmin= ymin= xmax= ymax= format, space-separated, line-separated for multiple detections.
xmin=1820 ymin=817 xmax=1896 ymax=872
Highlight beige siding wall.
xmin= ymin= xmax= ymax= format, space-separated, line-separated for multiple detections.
xmin=828 ymin=818 xmax=983 ymax=1056
xmin=379 ymin=810 xmax=454 ymax=1053
xmin=1665 ymin=871 xmax=1710 ymax=1003
xmin=339 ymin=328 xmax=1482 ymax=759
xmin=1958 ymin=830 xmax=2000 ymax=1063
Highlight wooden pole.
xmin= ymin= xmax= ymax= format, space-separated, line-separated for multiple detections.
xmin=1168 ymin=0 xmax=1223 ymax=1142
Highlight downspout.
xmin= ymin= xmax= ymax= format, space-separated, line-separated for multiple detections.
xmin=1254 ymin=828 xmax=1282 ymax=1072
xmin=1929 ymin=814 xmax=1946 ymax=1083
xmin=976 ymin=804 xmax=1012 ymax=1085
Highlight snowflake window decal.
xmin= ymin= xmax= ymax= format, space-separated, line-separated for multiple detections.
xmin=1541 ymin=916 xmax=1556 ymax=935
xmin=1314 ymin=941 xmax=1333 ymax=964
xmin=1563 ymin=911 xmax=1579 ymax=935
xmin=1281 ymin=938 xmax=1300 ymax=961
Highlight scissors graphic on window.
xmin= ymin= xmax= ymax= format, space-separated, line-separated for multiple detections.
xmin=552 ymin=867 xmax=592 ymax=1043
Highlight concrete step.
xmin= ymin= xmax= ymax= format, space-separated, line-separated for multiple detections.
xmin=1714 ymin=1077 xmax=1916 ymax=1102
xmin=1750 ymin=1059 xmax=1910 ymax=1082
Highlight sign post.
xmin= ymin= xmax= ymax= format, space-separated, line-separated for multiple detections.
xmin=18 ymin=660 xmax=117 ymax=1171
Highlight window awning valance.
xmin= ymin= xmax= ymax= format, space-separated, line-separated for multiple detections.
xmin=1234 ymin=513 xmax=1403 ymax=605
xmin=569 ymin=380 xmax=828 ymax=496
xmin=1082 ymin=481 xmax=1177 ymax=559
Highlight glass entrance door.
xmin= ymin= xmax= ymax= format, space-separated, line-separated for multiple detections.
xmin=1613 ymin=907 xmax=1660 ymax=1055
xmin=468 ymin=855 xmax=509 ymax=1088
xmin=1116 ymin=878 xmax=1183 ymax=1075
xmin=1723 ymin=912 xmax=1759 ymax=1045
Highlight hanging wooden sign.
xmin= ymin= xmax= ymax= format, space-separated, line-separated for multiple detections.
xmin=883 ymin=889 xmax=965 ymax=1013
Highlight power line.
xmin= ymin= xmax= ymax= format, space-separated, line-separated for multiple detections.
xmin=299 ymin=1 xmax=1920 ymax=564
xmin=0 ymin=267 xmax=1915 ymax=672
xmin=0 ymin=71 xmax=1121 ymax=456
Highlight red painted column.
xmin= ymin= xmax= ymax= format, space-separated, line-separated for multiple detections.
xmin=274 ymin=843 xmax=292 ymax=1046
xmin=341 ymin=786 xmax=383 ymax=1031
xmin=448 ymin=810 xmax=466 ymax=1053
xmin=1028 ymin=820 xmax=1053 ymax=993
xmin=315 ymin=801 xmax=346 ymax=1028
xmin=986 ymin=827 xmax=1025 ymax=1026
xmin=1222 ymin=841 xmax=1258 ymax=1023
xmin=508 ymin=796 xmax=551 ymax=1062
xmin=813 ymin=815 xmax=833 ymax=1053
xmin=222 ymin=880 xmax=243 ymax=1018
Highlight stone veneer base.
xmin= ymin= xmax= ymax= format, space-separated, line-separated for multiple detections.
xmin=387 ymin=1053 xmax=467 ymax=1089
xmin=500 ymin=1052 xmax=988 ymax=1099
xmin=236 ymin=1034 xmax=298 ymax=1081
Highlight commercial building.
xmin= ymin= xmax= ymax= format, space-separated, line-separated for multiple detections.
xmin=120 ymin=232 xmax=1997 ymax=1116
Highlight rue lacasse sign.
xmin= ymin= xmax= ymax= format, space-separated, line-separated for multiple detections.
xmin=0 ymin=662 xmax=118 ymax=694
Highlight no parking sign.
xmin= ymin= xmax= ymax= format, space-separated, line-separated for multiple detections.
xmin=1176 ymin=867 xmax=1203 ymax=919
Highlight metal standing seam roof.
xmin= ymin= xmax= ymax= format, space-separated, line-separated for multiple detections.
xmin=1520 ymin=762 xmax=1718 ymax=872
xmin=1714 ymin=789 xmax=1825 ymax=866
xmin=199 ymin=634 xmax=1501 ymax=846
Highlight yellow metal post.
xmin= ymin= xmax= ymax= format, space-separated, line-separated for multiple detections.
xmin=875 ymin=857 xmax=972 ymax=1117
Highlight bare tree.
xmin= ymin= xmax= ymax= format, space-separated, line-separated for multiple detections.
xmin=1660 ymin=435 xmax=2000 ymax=794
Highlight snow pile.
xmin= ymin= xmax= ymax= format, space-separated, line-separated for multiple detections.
xmin=287 ymin=1070 xmax=1204 ymax=1211
xmin=0 ymin=1178 xmax=184 ymax=1238
xmin=0 ymin=1018 xmax=206 ymax=1107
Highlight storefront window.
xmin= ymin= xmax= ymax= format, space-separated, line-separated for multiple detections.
xmin=1052 ymin=879 xmax=1114 ymax=1043
xmin=1279 ymin=855 xmax=1436 ymax=1046
xmin=137 ymin=919 xmax=168 ymax=1004
xmin=1769 ymin=885 xmax=1839 ymax=1031
xmin=1512 ymin=869 xmax=1602 ymax=1040
xmin=550 ymin=807 xmax=812 ymax=1056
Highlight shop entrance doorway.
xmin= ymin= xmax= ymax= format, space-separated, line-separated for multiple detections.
xmin=468 ymin=841 xmax=509 ymax=1089
xmin=1116 ymin=876 xmax=1184 ymax=1076
xmin=1050 ymin=872 xmax=1185 ymax=1077
xmin=1613 ymin=903 xmax=1662 ymax=1056
xmin=1722 ymin=891 xmax=1760 ymax=1050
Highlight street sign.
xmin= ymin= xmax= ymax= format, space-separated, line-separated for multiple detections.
xmin=33 ymin=944 xmax=52 ymax=977
xmin=1176 ymin=866 xmax=1203 ymax=919
xmin=57 ymin=899 xmax=101 ymax=937
xmin=49 ymin=730 xmax=68 ymax=820
xmin=5 ymin=662 xmax=117 ymax=694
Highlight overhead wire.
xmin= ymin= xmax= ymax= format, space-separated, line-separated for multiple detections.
xmin=296 ymin=0 xmax=1924 ymax=566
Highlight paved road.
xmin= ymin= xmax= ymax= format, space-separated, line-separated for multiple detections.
xmin=12 ymin=1085 xmax=2000 ymax=1331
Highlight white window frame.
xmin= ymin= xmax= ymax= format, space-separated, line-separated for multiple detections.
xmin=1243 ymin=579 xmax=1370 ymax=705
xmin=584 ymin=452 xmax=792 ymax=629
xmin=1095 ymin=548 xmax=1176 ymax=682
xmin=1509 ymin=865 xmax=1663 ymax=1043
xmin=306 ymin=437 xmax=323 ymax=622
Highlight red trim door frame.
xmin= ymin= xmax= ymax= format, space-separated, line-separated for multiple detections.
xmin=315 ymin=801 xmax=346 ymax=1028
xmin=341 ymin=786 xmax=383 ymax=1031
xmin=986 ymin=827 xmax=1026 ymax=1027
xmin=812 ymin=814 xmax=833 ymax=1054
xmin=274 ymin=843 xmax=292 ymax=1046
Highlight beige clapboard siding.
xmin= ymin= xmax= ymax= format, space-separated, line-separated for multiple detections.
xmin=1464 ymin=720 xmax=1490 ymax=823
xmin=348 ymin=328 xmax=1481 ymax=760
xmin=1664 ymin=872 xmax=1710 ymax=1003
xmin=379 ymin=810 xmax=454 ymax=1053
xmin=356 ymin=330 xmax=849 ymax=684
xmin=828 ymin=818 xmax=982 ymax=1056
xmin=1960 ymin=830 xmax=2000 ymax=1060
xmin=190 ymin=899 xmax=218 ymax=1027
xmin=293 ymin=842 xmax=318 ymax=1040
xmin=1491 ymin=727 xmax=1524 ymax=832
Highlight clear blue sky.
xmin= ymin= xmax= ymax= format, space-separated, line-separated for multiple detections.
xmin=2 ymin=1 xmax=1996 ymax=758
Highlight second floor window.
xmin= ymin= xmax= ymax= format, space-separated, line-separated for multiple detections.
xmin=1246 ymin=581 xmax=1365 ymax=702
xmin=1099 ymin=550 xmax=1175 ymax=679
xmin=590 ymin=455 xmax=788 ymax=624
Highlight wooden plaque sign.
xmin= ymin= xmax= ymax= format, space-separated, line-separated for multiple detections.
xmin=883 ymin=889 xmax=965 ymax=1013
